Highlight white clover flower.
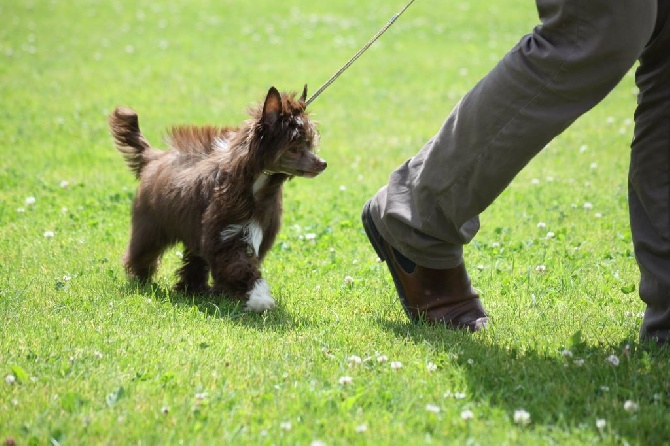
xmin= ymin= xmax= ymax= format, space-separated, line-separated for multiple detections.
xmin=161 ymin=406 xmax=169 ymax=414
xmin=535 ymin=265 xmax=546 ymax=272
xmin=425 ymin=404 xmax=440 ymax=414
xmin=561 ymin=349 xmax=573 ymax=358
xmin=606 ymin=355 xmax=620 ymax=366
xmin=93 ymin=350 xmax=103 ymax=359
xmin=427 ymin=362 xmax=437 ymax=372
xmin=195 ymin=392 xmax=207 ymax=400
xmin=44 ymin=231 xmax=55 ymax=238
xmin=280 ymin=421 xmax=292 ymax=431
xmin=583 ymin=202 xmax=594 ymax=210
xmin=355 ymin=424 xmax=368 ymax=433
xmin=311 ymin=440 xmax=326 ymax=446
xmin=5 ymin=375 xmax=16 ymax=385
xmin=573 ymin=359 xmax=585 ymax=367
xmin=466 ymin=358 xmax=474 ymax=365
xmin=377 ymin=355 xmax=388 ymax=363
xmin=623 ymin=400 xmax=638 ymax=412
xmin=546 ymin=231 xmax=555 ymax=239
xmin=461 ymin=409 xmax=474 ymax=420
xmin=537 ymin=222 xmax=547 ymax=229
xmin=600 ymin=386 xmax=610 ymax=392
xmin=454 ymin=392 xmax=466 ymax=400
xmin=579 ymin=144 xmax=588 ymax=153
xmin=338 ymin=376 xmax=353 ymax=385
xmin=531 ymin=178 xmax=540 ymax=185
xmin=59 ymin=180 xmax=69 ymax=188
xmin=25 ymin=196 xmax=36 ymax=205
xmin=390 ymin=361 xmax=403 ymax=370
xmin=595 ymin=418 xmax=606 ymax=430
xmin=513 ymin=409 xmax=531 ymax=425
xmin=595 ymin=213 xmax=602 ymax=218
xmin=344 ymin=276 xmax=354 ymax=285
xmin=339 ymin=185 xmax=347 ymax=191
xmin=590 ymin=162 xmax=598 ymax=169
xmin=347 ymin=355 xmax=362 ymax=365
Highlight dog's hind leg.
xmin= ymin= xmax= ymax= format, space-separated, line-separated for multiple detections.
xmin=175 ymin=249 xmax=210 ymax=294
xmin=123 ymin=222 xmax=167 ymax=283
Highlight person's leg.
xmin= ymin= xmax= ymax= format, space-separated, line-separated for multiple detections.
xmin=629 ymin=1 xmax=670 ymax=346
xmin=363 ymin=0 xmax=657 ymax=328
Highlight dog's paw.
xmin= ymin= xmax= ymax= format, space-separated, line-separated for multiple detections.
xmin=245 ymin=279 xmax=276 ymax=312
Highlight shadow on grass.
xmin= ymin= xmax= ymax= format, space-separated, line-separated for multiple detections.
xmin=378 ymin=318 xmax=670 ymax=444
xmin=122 ymin=281 xmax=314 ymax=333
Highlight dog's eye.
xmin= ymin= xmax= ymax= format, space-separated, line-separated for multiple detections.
xmin=289 ymin=147 xmax=301 ymax=154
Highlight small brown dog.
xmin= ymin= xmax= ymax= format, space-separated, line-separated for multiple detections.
xmin=109 ymin=86 xmax=327 ymax=311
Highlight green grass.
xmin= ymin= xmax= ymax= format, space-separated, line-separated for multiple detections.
xmin=1 ymin=0 xmax=669 ymax=444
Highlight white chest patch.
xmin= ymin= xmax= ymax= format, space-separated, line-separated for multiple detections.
xmin=244 ymin=220 xmax=263 ymax=256
xmin=220 ymin=224 xmax=244 ymax=243
xmin=253 ymin=173 xmax=269 ymax=196
xmin=220 ymin=220 xmax=263 ymax=257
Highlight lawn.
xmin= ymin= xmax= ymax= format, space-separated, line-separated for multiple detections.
xmin=1 ymin=0 xmax=668 ymax=444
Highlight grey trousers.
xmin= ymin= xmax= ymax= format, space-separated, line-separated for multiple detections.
xmin=369 ymin=0 xmax=670 ymax=342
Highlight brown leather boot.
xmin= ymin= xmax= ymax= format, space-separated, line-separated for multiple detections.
xmin=362 ymin=200 xmax=488 ymax=332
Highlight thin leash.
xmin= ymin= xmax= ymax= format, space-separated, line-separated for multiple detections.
xmin=305 ymin=0 xmax=417 ymax=106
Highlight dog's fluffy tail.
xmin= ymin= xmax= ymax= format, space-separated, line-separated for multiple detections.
xmin=109 ymin=107 xmax=157 ymax=178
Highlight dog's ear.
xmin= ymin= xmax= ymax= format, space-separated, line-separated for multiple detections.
xmin=262 ymin=87 xmax=282 ymax=127
xmin=300 ymin=84 xmax=308 ymax=103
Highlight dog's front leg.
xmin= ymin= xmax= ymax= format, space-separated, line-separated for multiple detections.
xmin=208 ymin=247 xmax=276 ymax=312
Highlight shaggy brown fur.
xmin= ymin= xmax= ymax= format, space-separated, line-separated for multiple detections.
xmin=109 ymin=86 xmax=327 ymax=311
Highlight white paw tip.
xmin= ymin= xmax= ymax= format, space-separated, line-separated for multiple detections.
xmin=245 ymin=279 xmax=276 ymax=312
